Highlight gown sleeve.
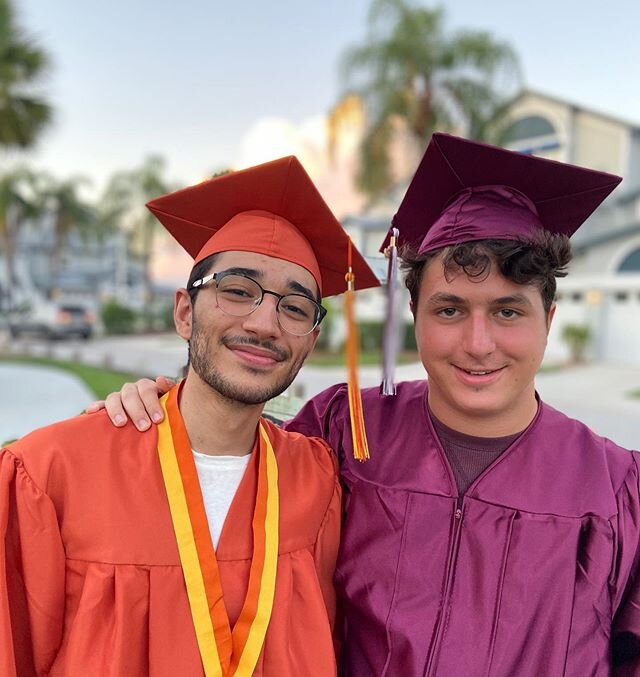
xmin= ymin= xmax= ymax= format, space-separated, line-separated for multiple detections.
xmin=312 ymin=444 xmax=341 ymax=627
xmin=310 ymin=442 xmax=342 ymax=666
xmin=611 ymin=451 xmax=640 ymax=676
xmin=0 ymin=448 xmax=66 ymax=677
xmin=283 ymin=383 xmax=349 ymax=454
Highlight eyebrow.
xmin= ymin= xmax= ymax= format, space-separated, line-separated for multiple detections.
xmin=218 ymin=267 xmax=319 ymax=302
xmin=427 ymin=293 xmax=467 ymax=306
xmin=491 ymin=294 xmax=534 ymax=308
xmin=426 ymin=292 xmax=533 ymax=308
xmin=287 ymin=280 xmax=319 ymax=302
xmin=218 ymin=266 xmax=262 ymax=278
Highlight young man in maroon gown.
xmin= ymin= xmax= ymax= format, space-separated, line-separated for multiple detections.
xmin=98 ymin=134 xmax=640 ymax=676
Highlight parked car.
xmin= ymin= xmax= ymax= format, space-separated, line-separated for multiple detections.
xmin=8 ymin=299 xmax=95 ymax=340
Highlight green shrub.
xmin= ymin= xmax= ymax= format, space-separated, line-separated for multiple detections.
xmin=101 ymin=300 xmax=137 ymax=335
xmin=561 ymin=324 xmax=591 ymax=363
xmin=358 ymin=321 xmax=384 ymax=351
xmin=403 ymin=322 xmax=417 ymax=350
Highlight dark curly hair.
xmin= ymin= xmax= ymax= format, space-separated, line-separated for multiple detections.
xmin=401 ymin=233 xmax=572 ymax=314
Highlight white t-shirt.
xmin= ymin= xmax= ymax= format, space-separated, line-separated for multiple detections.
xmin=192 ymin=449 xmax=252 ymax=549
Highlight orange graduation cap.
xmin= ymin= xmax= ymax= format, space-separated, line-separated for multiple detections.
xmin=146 ymin=155 xmax=379 ymax=297
xmin=147 ymin=156 xmax=379 ymax=461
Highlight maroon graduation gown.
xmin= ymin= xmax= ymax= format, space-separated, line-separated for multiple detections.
xmin=286 ymin=380 xmax=640 ymax=676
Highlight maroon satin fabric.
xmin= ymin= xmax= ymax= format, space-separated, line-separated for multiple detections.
xmin=287 ymin=381 xmax=640 ymax=676
xmin=418 ymin=186 xmax=544 ymax=253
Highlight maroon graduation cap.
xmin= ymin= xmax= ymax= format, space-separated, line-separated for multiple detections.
xmin=382 ymin=132 xmax=622 ymax=254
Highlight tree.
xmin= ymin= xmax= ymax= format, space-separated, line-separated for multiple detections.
xmin=38 ymin=174 xmax=97 ymax=288
xmin=341 ymin=0 xmax=520 ymax=197
xmin=99 ymin=155 xmax=171 ymax=312
xmin=0 ymin=0 xmax=52 ymax=150
xmin=0 ymin=166 xmax=40 ymax=307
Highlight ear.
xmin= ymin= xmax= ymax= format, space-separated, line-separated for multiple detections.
xmin=307 ymin=325 xmax=321 ymax=354
xmin=410 ymin=299 xmax=416 ymax=319
xmin=174 ymin=289 xmax=193 ymax=340
xmin=546 ymin=302 xmax=557 ymax=334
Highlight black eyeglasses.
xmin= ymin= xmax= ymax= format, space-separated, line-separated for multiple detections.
xmin=190 ymin=271 xmax=326 ymax=336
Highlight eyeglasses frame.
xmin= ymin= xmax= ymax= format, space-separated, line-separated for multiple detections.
xmin=190 ymin=270 xmax=327 ymax=336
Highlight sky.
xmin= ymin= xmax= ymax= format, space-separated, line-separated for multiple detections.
xmin=13 ymin=0 xmax=640 ymax=197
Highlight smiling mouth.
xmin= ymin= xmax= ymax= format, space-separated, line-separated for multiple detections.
xmin=453 ymin=365 xmax=506 ymax=383
xmin=222 ymin=336 xmax=289 ymax=362
xmin=227 ymin=345 xmax=282 ymax=365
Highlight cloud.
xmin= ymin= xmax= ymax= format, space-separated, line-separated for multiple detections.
xmin=239 ymin=114 xmax=366 ymax=218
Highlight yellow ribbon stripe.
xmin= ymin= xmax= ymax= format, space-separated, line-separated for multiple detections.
xmin=234 ymin=424 xmax=279 ymax=674
xmin=157 ymin=394 xmax=223 ymax=677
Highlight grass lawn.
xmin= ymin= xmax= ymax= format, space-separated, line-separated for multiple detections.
xmin=0 ymin=355 xmax=140 ymax=400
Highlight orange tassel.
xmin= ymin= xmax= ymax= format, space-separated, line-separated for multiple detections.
xmin=345 ymin=240 xmax=370 ymax=462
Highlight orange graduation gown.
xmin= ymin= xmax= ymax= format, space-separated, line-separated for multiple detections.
xmin=0 ymin=410 xmax=340 ymax=676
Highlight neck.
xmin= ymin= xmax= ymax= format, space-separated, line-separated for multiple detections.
xmin=427 ymin=384 xmax=538 ymax=437
xmin=179 ymin=370 xmax=264 ymax=456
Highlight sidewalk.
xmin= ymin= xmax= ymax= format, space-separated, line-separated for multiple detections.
xmin=1 ymin=363 xmax=94 ymax=442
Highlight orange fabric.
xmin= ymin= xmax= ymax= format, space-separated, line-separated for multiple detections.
xmin=195 ymin=210 xmax=322 ymax=294
xmin=1 ymin=411 xmax=341 ymax=677
xmin=164 ymin=388 xmax=234 ymax=667
xmin=161 ymin=386 xmax=278 ymax=675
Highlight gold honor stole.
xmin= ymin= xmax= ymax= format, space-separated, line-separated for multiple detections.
xmin=157 ymin=387 xmax=279 ymax=677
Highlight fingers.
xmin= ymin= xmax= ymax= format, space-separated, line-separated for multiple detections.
xmin=138 ymin=378 xmax=166 ymax=426
xmin=116 ymin=379 xmax=159 ymax=431
xmin=104 ymin=389 xmax=130 ymax=427
xmin=101 ymin=377 xmax=170 ymax=431
xmin=85 ymin=400 xmax=106 ymax=413
xmin=155 ymin=375 xmax=176 ymax=394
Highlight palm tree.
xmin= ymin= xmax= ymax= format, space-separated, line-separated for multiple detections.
xmin=37 ymin=174 xmax=97 ymax=289
xmin=0 ymin=0 xmax=52 ymax=149
xmin=99 ymin=155 xmax=170 ymax=311
xmin=0 ymin=167 xmax=40 ymax=308
xmin=341 ymin=0 xmax=521 ymax=197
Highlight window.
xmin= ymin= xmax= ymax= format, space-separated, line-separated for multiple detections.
xmin=502 ymin=116 xmax=560 ymax=155
xmin=618 ymin=247 xmax=640 ymax=272
xmin=504 ymin=116 xmax=556 ymax=142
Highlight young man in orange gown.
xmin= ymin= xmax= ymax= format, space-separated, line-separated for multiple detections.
xmin=0 ymin=157 xmax=378 ymax=676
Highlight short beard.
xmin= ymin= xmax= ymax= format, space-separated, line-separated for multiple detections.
xmin=189 ymin=320 xmax=308 ymax=406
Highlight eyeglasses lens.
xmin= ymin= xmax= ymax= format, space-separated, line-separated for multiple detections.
xmin=215 ymin=274 xmax=319 ymax=336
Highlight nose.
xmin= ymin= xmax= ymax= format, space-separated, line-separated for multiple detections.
xmin=461 ymin=312 xmax=496 ymax=359
xmin=240 ymin=295 xmax=282 ymax=338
